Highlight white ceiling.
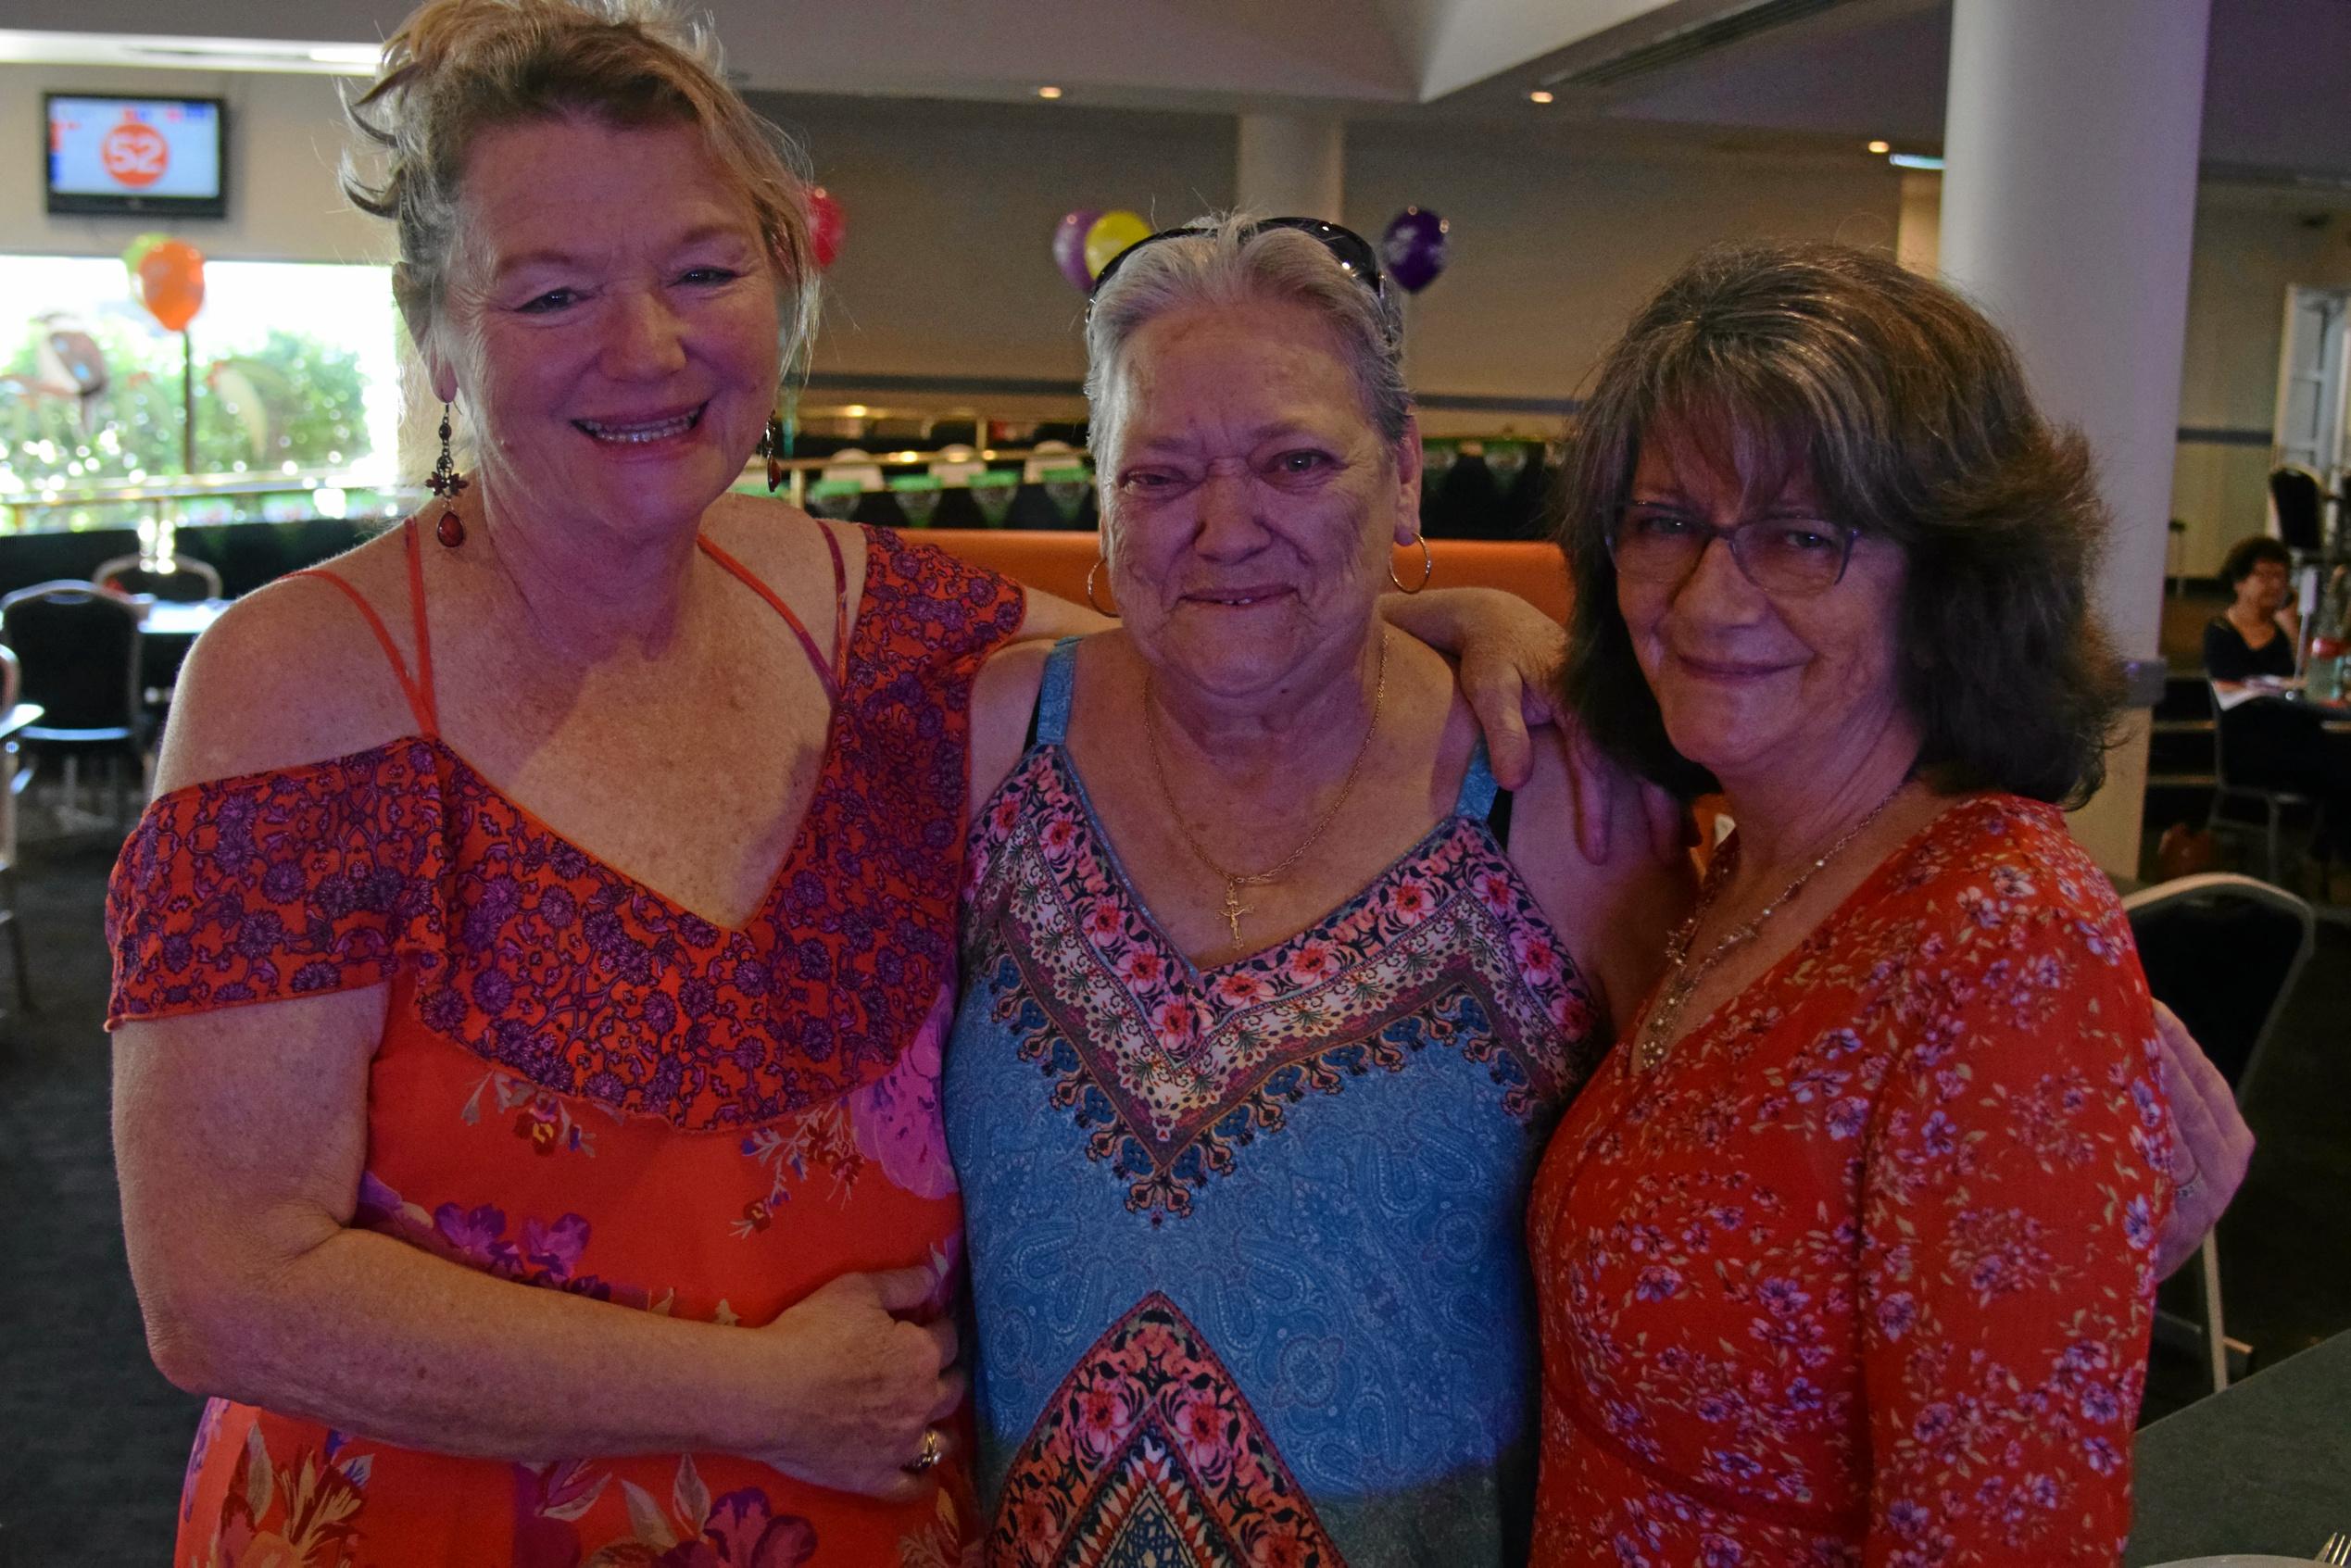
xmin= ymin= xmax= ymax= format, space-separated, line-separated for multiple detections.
xmin=8 ymin=0 xmax=2351 ymax=182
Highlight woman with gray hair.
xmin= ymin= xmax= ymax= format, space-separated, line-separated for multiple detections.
xmin=944 ymin=215 xmax=1689 ymax=1567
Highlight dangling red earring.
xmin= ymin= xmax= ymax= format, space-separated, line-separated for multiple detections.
xmin=428 ymin=402 xmax=469 ymax=546
xmin=755 ymin=393 xmax=790 ymax=493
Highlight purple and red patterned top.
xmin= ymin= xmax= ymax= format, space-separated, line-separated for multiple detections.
xmin=1528 ymin=795 xmax=2174 ymax=1567
xmin=107 ymin=521 xmax=1025 ymax=1566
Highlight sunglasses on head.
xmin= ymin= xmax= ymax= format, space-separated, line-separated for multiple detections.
xmin=1087 ymin=216 xmax=1385 ymax=302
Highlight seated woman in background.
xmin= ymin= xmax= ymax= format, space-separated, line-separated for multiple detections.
xmin=1531 ymin=242 xmax=2178 ymax=1564
xmin=2203 ymin=533 xmax=2349 ymax=859
xmin=947 ymin=215 xmax=1691 ymax=1567
xmin=2204 ymin=533 xmax=2299 ymax=681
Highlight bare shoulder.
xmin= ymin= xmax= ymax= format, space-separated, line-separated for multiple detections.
xmin=698 ymin=496 xmax=869 ymax=618
xmin=967 ymin=638 xmax=1056 ymax=820
xmin=152 ymin=528 xmax=423 ymax=796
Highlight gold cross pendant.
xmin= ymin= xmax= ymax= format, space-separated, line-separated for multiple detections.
xmin=1220 ymin=879 xmax=1252 ymax=947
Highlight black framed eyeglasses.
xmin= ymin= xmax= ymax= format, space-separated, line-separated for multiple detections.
xmin=1605 ymin=507 xmax=1862 ymax=597
xmin=1087 ymin=216 xmax=1385 ymax=302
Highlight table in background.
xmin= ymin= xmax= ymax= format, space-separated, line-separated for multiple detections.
xmin=2128 ymin=1328 xmax=2351 ymax=1563
xmin=132 ymin=597 xmax=231 ymax=705
xmin=136 ymin=598 xmax=231 ymax=640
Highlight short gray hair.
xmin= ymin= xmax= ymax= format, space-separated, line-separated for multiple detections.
xmin=1083 ymin=213 xmax=1411 ymax=473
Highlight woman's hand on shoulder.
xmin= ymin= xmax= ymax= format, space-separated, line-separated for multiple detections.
xmin=1507 ymin=722 xmax=1695 ymax=1033
xmin=2151 ymin=1000 xmax=2255 ymax=1278
xmin=967 ymin=639 xmax=1053 ymax=824
xmin=1380 ymin=586 xmax=1559 ymax=788
xmin=153 ymin=557 xmax=420 ymax=797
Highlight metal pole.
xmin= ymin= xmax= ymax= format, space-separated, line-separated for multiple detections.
xmin=181 ymin=328 xmax=195 ymax=477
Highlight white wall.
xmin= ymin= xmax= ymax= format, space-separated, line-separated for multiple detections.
xmin=2170 ymin=194 xmax=2351 ymax=573
xmin=5 ymin=65 xmax=2332 ymax=558
xmin=0 ymin=64 xmax=390 ymax=263
xmin=755 ymin=94 xmax=1236 ymax=383
xmin=1340 ymin=121 xmax=1901 ymax=404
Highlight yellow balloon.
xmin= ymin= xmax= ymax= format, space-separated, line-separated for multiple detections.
xmin=1083 ymin=209 xmax=1152 ymax=281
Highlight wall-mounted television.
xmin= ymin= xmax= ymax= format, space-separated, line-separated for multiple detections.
xmin=44 ymin=94 xmax=228 ymax=219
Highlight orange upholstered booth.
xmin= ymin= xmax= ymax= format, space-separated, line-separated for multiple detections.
xmin=921 ymin=530 xmax=1572 ymax=622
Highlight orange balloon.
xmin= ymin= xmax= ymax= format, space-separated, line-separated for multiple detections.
xmin=135 ymin=240 xmax=206 ymax=332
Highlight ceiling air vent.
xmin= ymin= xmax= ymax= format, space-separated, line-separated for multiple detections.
xmin=1544 ymin=0 xmax=1860 ymax=89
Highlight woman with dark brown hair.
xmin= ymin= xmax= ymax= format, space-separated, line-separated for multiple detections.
xmin=1528 ymin=242 xmax=2178 ymax=1564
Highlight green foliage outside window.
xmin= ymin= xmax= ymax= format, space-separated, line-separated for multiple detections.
xmin=0 ymin=321 xmax=371 ymax=490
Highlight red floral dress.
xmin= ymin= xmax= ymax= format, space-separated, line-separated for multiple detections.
xmin=107 ymin=521 xmax=1025 ymax=1567
xmin=1527 ymin=795 xmax=2173 ymax=1567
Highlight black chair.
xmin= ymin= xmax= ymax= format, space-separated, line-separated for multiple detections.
xmin=0 ymin=646 xmax=35 ymax=1022
xmin=0 ymin=582 xmax=147 ymax=824
xmin=2124 ymin=872 xmax=2315 ymax=1391
xmin=2206 ymin=683 xmax=2325 ymax=885
xmin=92 ymin=552 xmax=223 ymax=603
xmin=2269 ymin=464 xmax=2327 ymax=557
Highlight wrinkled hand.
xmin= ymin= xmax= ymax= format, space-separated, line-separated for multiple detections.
xmin=1561 ymin=722 xmax=1688 ymax=869
xmin=1380 ymin=586 xmax=1564 ymax=788
xmin=1380 ymin=586 xmax=1684 ymax=863
xmin=2151 ymin=1001 xmax=2255 ymax=1280
xmin=748 ymin=1267 xmax=964 ymax=1500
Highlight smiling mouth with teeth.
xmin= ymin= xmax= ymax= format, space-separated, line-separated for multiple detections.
xmin=576 ymin=406 xmax=704 ymax=444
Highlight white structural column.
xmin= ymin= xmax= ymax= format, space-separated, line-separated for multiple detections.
xmin=1236 ymin=112 xmax=1345 ymax=220
xmin=1937 ymin=0 xmax=2212 ymax=875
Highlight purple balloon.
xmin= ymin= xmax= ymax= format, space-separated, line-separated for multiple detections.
xmin=1052 ymin=209 xmax=1101 ymax=292
xmin=1381 ymin=207 xmax=1451 ymax=294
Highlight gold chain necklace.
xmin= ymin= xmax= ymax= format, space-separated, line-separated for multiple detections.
xmin=1632 ymin=780 xmax=1906 ymax=1073
xmin=1142 ymin=630 xmax=1391 ymax=953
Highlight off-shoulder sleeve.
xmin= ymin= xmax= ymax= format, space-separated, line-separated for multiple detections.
xmin=107 ymin=739 xmax=450 ymax=1028
xmin=857 ymin=527 xmax=1028 ymax=675
xmin=1855 ymin=806 xmax=2171 ymax=1565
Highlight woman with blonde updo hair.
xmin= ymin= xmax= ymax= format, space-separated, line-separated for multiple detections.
xmin=104 ymin=4 xmax=1561 ymax=1558
xmin=103 ymin=0 xmax=1093 ymax=1559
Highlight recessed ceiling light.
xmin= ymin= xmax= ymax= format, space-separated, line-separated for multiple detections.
xmin=1528 ymin=89 xmax=1555 ymax=105
xmin=1889 ymin=153 xmax=1945 ymax=170
xmin=1867 ymin=139 xmax=1891 ymax=155
xmin=1036 ymin=85 xmax=1064 ymax=100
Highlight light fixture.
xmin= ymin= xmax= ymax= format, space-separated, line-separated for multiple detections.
xmin=1867 ymin=139 xmax=1891 ymax=155
xmin=1036 ymin=85 xmax=1063 ymax=100
xmin=0 ymin=29 xmax=382 ymax=75
xmin=1528 ymin=89 xmax=1555 ymax=105
xmin=1889 ymin=153 xmax=1945 ymax=171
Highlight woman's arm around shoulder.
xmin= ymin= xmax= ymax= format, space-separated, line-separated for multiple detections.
xmin=1504 ymin=723 xmax=1695 ymax=1037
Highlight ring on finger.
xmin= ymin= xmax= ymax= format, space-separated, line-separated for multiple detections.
xmin=904 ymin=1426 xmax=944 ymax=1475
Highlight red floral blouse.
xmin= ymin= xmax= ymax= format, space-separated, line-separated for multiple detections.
xmin=1528 ymin=795 xmax=2173 ymax=1567
xmin=107 ymin=521 xmax=1025 ymax=1567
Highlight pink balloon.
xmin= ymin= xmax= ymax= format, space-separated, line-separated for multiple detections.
xmin=1052 ymin=209 xmax=1101 ymax=292
xmin=808 ymin=188 xmax=845 ymax=270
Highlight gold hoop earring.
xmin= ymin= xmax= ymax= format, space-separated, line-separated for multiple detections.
xmin=1389 ymin=533 xmax=1433 ymax=595
xmin=1086 ymin=558 xmax=1119 ymax=618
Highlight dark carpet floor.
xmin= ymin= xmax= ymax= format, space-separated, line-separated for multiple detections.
xmin=2 ymin=836 xmax=2345 ymax=1562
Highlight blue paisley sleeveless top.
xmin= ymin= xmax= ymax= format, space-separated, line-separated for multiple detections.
xmin=945 ymin=638 xmax=1605 ymax=1568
